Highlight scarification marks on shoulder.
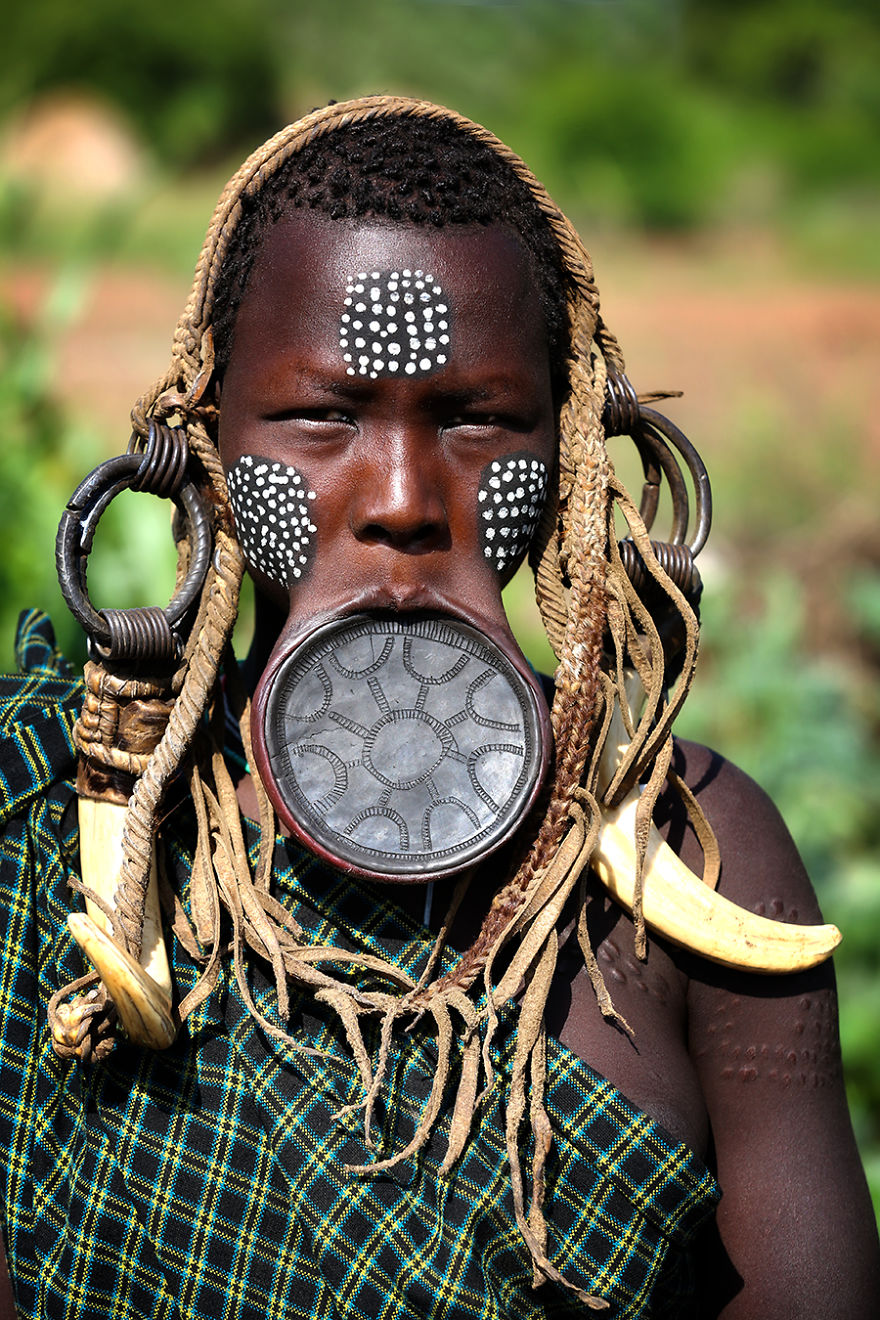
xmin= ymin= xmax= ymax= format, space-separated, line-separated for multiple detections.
xmin=596 ymin=937 xmax=671 ymax=1003
xmin=704 ymin=992 xmax=841 ymax=1088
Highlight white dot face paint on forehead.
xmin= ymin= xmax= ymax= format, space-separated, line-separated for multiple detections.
xmin=226 ymin=455 xmax=317 ymax=589
xmin=339 ymin=269 xmax=451 ymax=378
xmin=478 ymin=453 xmax=549 ymax=575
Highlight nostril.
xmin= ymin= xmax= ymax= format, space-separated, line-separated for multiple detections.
xmin=357 ymin=517 xmax=450 ymax=553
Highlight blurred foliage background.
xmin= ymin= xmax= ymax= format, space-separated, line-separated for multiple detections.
xmin=1 ymin=0 xmax=878 ymax=1211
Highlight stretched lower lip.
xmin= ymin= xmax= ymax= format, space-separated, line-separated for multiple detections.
xmin=273 ymin=584 xmax=520 ymax=662
xmin=330 ymin=582 xmax=468 ymax=617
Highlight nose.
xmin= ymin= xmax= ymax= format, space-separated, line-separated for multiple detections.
xmin=350 ymin=433 xmax=450 ymax=553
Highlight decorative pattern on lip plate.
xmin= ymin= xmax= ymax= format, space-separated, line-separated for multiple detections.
xmin=263 ymin=615 xmax=545 ymax=877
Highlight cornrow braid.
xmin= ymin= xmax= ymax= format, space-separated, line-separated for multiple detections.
xmin=107 ymin=96 xmax=701 ymax=1308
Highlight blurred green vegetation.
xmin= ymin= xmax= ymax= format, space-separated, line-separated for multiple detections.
xmin=0 ymin=274 xmax=179 ymax=670
xmin=0 ymin=271 xmax=93 ymax=667
xmin=1 ymin=0 xmax=878 ymax=1217
xmin=0 ymin=0 xmax=878 ymax=267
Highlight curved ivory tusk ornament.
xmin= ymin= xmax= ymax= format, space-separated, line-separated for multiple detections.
xmin=593 ymin=674 xmax=841 ymax=973
xmin=592 ymin=794 xmax=841 ymax=972
xmin=68 ymin=912 xmax=176 ymax=1049
xmin=75 ymin=796 xmax=174 ymax=1046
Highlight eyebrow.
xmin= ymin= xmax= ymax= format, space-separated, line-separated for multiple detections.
xmin=310 ymin=377 xmax=512 ymax=406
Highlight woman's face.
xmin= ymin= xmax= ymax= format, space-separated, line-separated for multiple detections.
xmin=217 ymin=209 xmax=557 ymax=643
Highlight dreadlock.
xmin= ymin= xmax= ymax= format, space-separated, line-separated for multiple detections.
xmin=89 ymin=97 xmax=701 ymax=1308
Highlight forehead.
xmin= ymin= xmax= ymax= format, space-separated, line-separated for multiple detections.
xmin=228 ymin=209 xmax=549 ymax=369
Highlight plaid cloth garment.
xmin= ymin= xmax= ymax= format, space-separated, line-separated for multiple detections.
xmin=0 ymin=611 xmax=719 ymax=1320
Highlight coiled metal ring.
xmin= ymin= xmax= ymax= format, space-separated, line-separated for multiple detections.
xmin=604 ymin=372 xmax=713 ymax=607
xmin=128 ymin=421 xmax=189 ymax=501
xmin=638 ymin=406 xmax=712 ymax=558
xmin=56 ymin=429 xmax=211 ymax=670
xmin=617 ymin=538 xmax=703 ymax=600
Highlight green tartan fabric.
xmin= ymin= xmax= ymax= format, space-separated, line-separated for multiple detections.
xmin=0 ymin=610 xmax=719 ymax=1319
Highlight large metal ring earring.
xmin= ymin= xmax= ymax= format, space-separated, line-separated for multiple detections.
xmin=51 ymin=421 xmax=212 ymax=1057
xmin=603 ymin=371 xmax=712 ymax=603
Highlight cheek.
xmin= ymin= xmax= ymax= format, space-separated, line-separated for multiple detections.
xmin=477 ymin=453 xmax=550 ymax=575
xmin=226 ymin=455 xmax=318 ymax=589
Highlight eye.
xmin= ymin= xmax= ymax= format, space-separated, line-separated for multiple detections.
xmin=313 ymin=408 xmax=352 ymax=422
xmin=444 ymin=412 xmax=503 ymax=431
xmin=265 ymin=406 xmax=355 ymax=426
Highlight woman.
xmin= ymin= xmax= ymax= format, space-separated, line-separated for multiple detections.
xmin=2 ymin=95 xmax=877 ymax=1318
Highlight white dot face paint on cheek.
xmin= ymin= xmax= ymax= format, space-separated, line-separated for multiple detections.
xmin=226 ymin=455 xmax=317 ymax=588
xmin=339 ymin=269 xmax=451 ymax=377
xmin=478 ymin=453 xmax=549 ymax=574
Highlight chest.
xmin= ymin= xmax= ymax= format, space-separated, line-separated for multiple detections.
xmin=544 ymin=895 xmax=710 ymax=1158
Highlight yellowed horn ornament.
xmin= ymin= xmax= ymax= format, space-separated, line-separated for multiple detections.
xmin=592 ymin=674 xmax=841 ymax=973
xmin=69 ymin=797 xmax=175 ymax=1048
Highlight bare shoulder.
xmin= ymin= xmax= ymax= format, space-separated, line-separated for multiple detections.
xmin=659 ymin=736 xmax=821 ymax=920
xmin=663 ymin=738 xmax=880 ymax=1317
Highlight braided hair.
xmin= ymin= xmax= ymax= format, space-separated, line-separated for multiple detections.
xmin=112 ymin=97 xmax=700 ymax=1306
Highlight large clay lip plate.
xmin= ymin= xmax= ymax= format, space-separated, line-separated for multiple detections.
xmin=260 ymin=612 xmax=550 ymax=880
